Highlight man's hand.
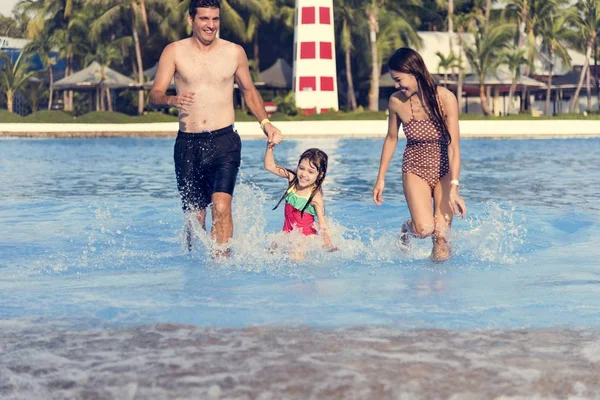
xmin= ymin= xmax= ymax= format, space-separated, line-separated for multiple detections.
xmin=263 ymin=123 xmax=283 ymax=145
xmin=170 ymin=92 xmax=195 ymax=112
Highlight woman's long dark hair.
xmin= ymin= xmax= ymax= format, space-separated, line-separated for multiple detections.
xmin=388 ymin=47 xmax=451 ymax=144
xmin=273 ymin=148 xmax=328 ymax=216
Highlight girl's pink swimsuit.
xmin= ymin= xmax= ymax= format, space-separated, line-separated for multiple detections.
xmin=282 ymin=187 xmax=317 ymax=236
xmin=401 ymin=95 xmax=450 ymax=194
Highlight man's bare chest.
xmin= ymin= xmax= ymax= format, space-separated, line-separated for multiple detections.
xmin=175 ymin=50 xmax=237 ymax=86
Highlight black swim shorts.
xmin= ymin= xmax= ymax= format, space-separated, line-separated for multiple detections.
xmin=174 ymin=125 xmax=242 ymax=211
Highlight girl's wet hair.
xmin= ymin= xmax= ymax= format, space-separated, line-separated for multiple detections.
xmin=388 ymin=47 xmax=451 ymax=144
xmin=273 ymin=148 xmax=328 ymax=215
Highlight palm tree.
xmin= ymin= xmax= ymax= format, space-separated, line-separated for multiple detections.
xmin=453 ymin=12 xmax=478 ymax=114
xmin=0 ymin=51 xmax=36 ymax=113
xmin=335 ymin=0 xmax=360 ymax=110
xmin=570 ymin=0 xmax=600 ymax=113
xmin=23 ymin=34 xmax=59 ymax=109
xmin=243 ymin=2 xmax=274 ymax=73
xmin=91 ymin=0 xmax=150 ymax=115
xmin=24 ymin=75 xmax=48 ymax=112
xmin=540 ymin=12 xmax=576 ymax=115
xmin=16 ymin=0 xmax=82 ymax=110
xmin=465 ymin=22 xmax=513 ymax=115
xmin=448 ymin=0 xmax=454 ymax=49
xmin=83 ymin=43 xmax=123 ymax=111
xmin=506 ymin=0 xmax=567 ymax=110
xmin=485 ymin=0 xmax=492 ymax=27
xmin=503 ymin=47 xmax=528 ymax=113
xmin=365 ymin=0 xmax=383 ymax=111
xmin=436 ymin=51 xmax=458 ymax=87
xmin=503 ymin=0 xmax=530 ymax=112
xmin=365 ymin=0 xmax=422 ymax=111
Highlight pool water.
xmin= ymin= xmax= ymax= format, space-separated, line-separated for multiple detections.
xmin=1 ymin=137 xmax=599 ymax=398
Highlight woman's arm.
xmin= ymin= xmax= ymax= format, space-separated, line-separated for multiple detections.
xmin=441 ymin=88 xmax=461 ymax=181
xmin=440 ymin=88 xmax=467 ymax=217
xmin=264 ymin=143 xmax=292 ymax=180
xmin=373 ymin=96 xmax=401 ymax=205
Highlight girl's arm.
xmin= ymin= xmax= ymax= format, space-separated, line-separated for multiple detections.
xmin=264 ymin=143 xmax=292 ymax=180
xmin=373 ymin=96 xmax=401 ymax=205
xmin=311 ymin=192 xmax=335 ymax=249
xmin=440 ymin=87 xmax=467 ymax=217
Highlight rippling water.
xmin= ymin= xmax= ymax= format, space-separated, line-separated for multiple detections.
xmin=1 ymin=137 xmax=599 ymax=398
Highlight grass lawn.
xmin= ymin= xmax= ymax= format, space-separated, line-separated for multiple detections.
xmin=2 ymin=109 xmax=600 ymax=123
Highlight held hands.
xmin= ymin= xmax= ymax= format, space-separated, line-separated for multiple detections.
xmin=263 ymin=123 xmax=283 ymax=146
xmin=449 ymin=186 xmax=467 ymax=218
xmin=171 ymin=92 xmax=195 ymax=111
xmin=372 ymin=179 xmax=385 ymax=206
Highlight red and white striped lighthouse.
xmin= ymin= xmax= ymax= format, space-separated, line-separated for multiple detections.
xmin=293 ymin=0 xmax=339 ymax=114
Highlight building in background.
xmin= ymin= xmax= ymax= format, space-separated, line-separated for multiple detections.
xmin=293 ymin=0 xmax=338 ymax=115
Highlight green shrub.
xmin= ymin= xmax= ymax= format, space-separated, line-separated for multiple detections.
xmin=273 ymin=91 xmax=298 ymax=116
xmin=23 ymin=110 xmax=75 ymax=123
xmin=0 ymin=110 xmax=23 ymax=122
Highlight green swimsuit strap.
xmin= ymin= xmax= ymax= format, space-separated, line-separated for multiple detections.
xmin=285 ymin=187 xmax=316 ymax=216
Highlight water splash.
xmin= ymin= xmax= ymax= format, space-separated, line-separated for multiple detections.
xmin=186 ymin=185 xmax=527 ymax=272
xmin=16 ymin=184 xmax=528 ymax=278
xmin=456 ymin=201 xmax=527 ymax=265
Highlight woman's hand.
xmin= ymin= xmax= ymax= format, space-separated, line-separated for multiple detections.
xmin=449 ymin=187 xmax=467 ymax=218
xmin=373 ymin=179 xmax=385 ymax=206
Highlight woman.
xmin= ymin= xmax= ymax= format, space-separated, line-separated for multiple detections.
xmin=373 ymin=48 xmax=467 ymax=261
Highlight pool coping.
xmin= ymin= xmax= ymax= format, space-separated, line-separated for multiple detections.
xmin=1 ymin=120 xmax=599 ymax=138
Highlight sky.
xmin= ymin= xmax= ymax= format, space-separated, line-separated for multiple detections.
xmin=1 ymin=0 xmax=19 ymax=17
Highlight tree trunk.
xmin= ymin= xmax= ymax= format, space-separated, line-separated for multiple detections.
xmin=47 ymin=66 xmax=54 ymax=110
xmin=586 ymin=60 xmax=591 ymax=112
xmin=7 ymin=90 xmax=14 ymax=113
xmin=521 ymin=16 xmax=533 ymax=112
xmin=457 ymin=70 xmax=463 ymax=113
xmin=594 ymin=38 xmax=600 ymax=112
xmin=253 ymin=28 xmax=260 ymax=77
xmin=367 ymin=7 xmax=379 ymax=111
xmin=345 ymin=46 xmax=357 ymax=110
xmin=448 ymin=0 xmax=454 ymax=50
xmin=139 ymin=0 xmax=149 ymax=35
xmin=106 ymin=87 xmax=113 ymax=111
xmin=545 ymin=70 xmax=553 ymax=116
xmin=479 ymin=83 xmax=491 ymax=115
xmin=63 ymin=55 xmax=70 ymax=111
xmin=100 ymin=85 xmax=106 ymax=111
xmin=132 ymin=22 xmax=145 ymax=115
xmin=67 ymin=52 xmax=74 ymax=111
xmin=457 ymin=30 xmax=464 ymax=114
xmin=484 ymin=0 xmax=492 ymax=30
xmin=507 ymin=76 xmax=518 ymax=114
xmin=570 ymin=45 xmax=591 ymax=113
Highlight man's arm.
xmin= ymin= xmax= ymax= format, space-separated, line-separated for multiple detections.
xmin=149 ymin=43 xmax=195 ymax=110
xmin=234 ymin=46 xmax=282 ymax=144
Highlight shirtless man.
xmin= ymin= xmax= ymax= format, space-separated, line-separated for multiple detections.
xmin=149 ymin=0 xmax=283 ymax=251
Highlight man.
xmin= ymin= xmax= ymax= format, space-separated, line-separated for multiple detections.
xmin=149 ymin=0 xmax=283 ymax=252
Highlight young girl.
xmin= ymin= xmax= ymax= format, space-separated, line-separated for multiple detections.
xmin=373 ymin=47 xmax=467 ymax=262
xmin=264 ymin=144 xmax=336 ymax=253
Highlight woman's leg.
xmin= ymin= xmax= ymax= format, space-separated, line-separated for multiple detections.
xmin=402 ymin=173 xmax=435 ymax=242
xmin=432 ymin=174 xmax=454 ymax=261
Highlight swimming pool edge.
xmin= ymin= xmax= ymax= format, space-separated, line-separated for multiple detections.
xmin=1 ymin=120 xmax=599 ymax=138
